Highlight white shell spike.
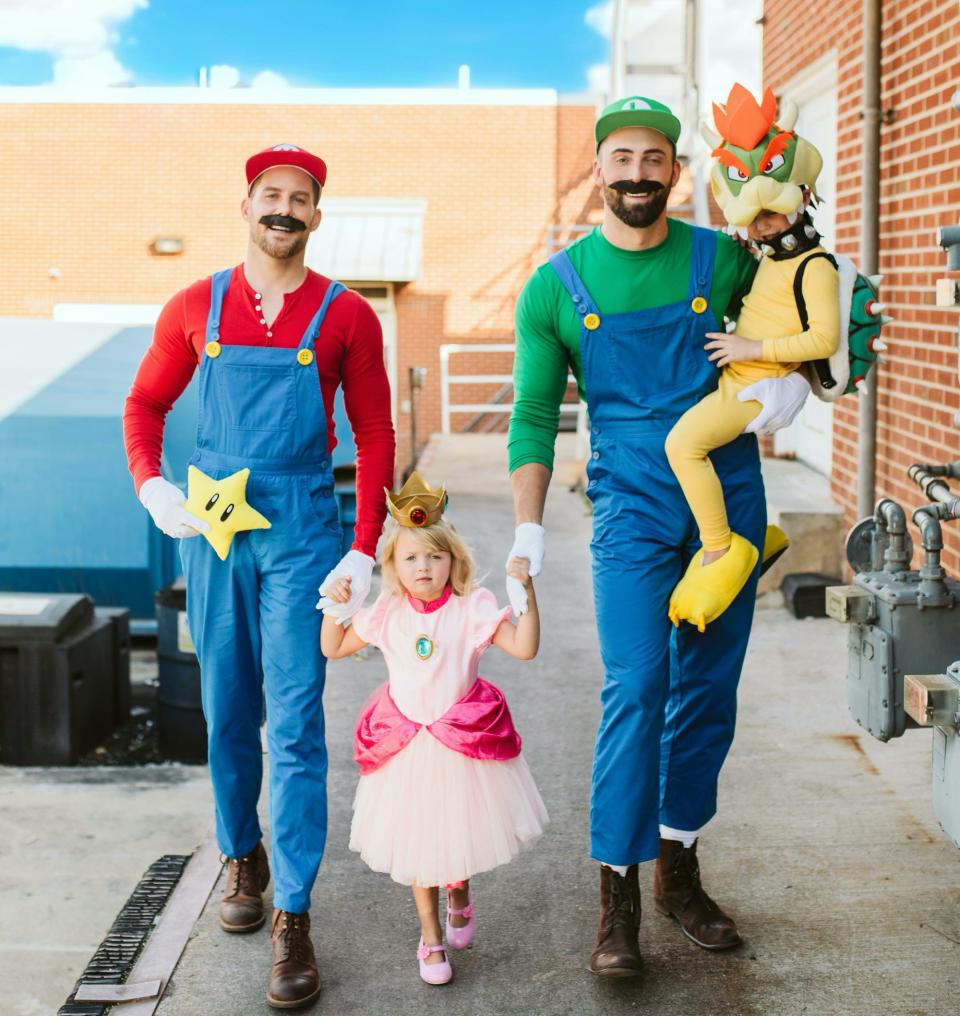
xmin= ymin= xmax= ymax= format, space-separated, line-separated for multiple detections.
xmin=868 ymin=274 xmax=883 ymax=287
xmin=786 ymin=211 xmax=798 ymax=225
xmin=700 ymin=121 xmax=722 ymax=149
xmin=880 ymin=315 xmax=895 ymax=326
xmin=778 ymin=98 xmax=799 ymax=132
xmin=736 ymin=225 xmax=750 ymax=240
xmin=855 ymin=379 xmax=869 ymax=394
xmin=871 ymin=338 xmax=888 ymax=351
xmin=876 ymin=357 xmax=888 ymax=366
xmin=871 ymin=302 xmax=886 ymax=313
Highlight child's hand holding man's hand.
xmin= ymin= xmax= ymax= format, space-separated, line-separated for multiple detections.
xmin=324 ymin=576 xmax=352 ymax=605
xmin=507 ymin=556 xmax=533 ymax=590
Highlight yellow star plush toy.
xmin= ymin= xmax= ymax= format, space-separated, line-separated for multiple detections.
xmin=182 ymin=465 xmax=271 ymax=561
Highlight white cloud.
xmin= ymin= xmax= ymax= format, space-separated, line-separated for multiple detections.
xmin=201 ymin=65 xmax=290 ymax=90
xmin=251 ymin=69 xmax=289 ymax=90
xmin=53 ymin=50 xmax=132 ymax=87
xmin=587 ymin=63 xmax=610 ymax=95
xmin=584 ymin=1 xmax=613 ymax=38
xmin=208 ymin=64 xmax=241 ymax=89
xmin=0 ymin=0 xmax=146 ymax=84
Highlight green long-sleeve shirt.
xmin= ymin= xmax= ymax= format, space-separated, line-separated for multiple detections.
xmin=508 ymin=220 xmax=757 ymax=473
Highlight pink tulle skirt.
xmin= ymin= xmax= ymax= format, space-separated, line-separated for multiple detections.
xmin=349 ymin=728 xmax=548 ymax=887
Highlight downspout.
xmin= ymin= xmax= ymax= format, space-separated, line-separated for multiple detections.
xmin=857 ymin=0 xmax=882 ymax=517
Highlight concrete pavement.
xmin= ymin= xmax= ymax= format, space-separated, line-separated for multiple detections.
xmin=6 ymin=433 xmax=960 ymax=1015
xmin=158 ymin=435 xmax=960 ymax=1016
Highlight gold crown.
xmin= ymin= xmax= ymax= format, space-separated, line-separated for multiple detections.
xmin=384 ymin=472 xmax=448 ymax=528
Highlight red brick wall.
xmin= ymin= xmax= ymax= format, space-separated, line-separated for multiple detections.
xmin=763 ymin=0 xmax=960 ymax=574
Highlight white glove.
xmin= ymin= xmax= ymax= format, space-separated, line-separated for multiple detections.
xmin=739 ymin=371 xmax=811 ymax=435
xmin=505 ymin=522 xmax=545 ymax=616
xmin=139 ymin=475 xmax=210 ymax=539
xmin=316 ymin=549 xmax=375 ymax=625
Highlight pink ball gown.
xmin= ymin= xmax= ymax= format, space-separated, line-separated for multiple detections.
xmin=348 ymin=585 xmax=548 ymax=887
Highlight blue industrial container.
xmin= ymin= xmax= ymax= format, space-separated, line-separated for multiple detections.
xmin=0 ymin=320 xmax=357 ymax=628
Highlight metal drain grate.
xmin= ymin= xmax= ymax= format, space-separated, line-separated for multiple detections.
xmin=58 ymin=854 xmax=189 ymax=1015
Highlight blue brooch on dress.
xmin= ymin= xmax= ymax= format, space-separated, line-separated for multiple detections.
xmin=415 ymin=635 xmax=434 ymax=660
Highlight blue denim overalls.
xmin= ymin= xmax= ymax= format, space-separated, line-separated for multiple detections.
xmin=550 ymin=226 xmax=767 ymax=865
xmin=180 ymin=269 xmax=343 ymax=912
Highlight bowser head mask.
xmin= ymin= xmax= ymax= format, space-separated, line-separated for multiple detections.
xmin=703 ymin=83 xmax=823 ymax=229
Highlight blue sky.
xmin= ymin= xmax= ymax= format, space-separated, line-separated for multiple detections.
xmin=0 ymin=1 xmax=611 ymax=91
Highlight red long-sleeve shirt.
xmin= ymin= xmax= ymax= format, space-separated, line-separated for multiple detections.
xmin=123 ymin=265 xmax=395 ymax=557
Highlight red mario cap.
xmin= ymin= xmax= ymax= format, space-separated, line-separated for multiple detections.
xmin=245 ymin=144 xmax=327 ymax=193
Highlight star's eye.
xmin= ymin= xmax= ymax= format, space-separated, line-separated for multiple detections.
xmin=762 ymin=154 xmax=785 ymax=174
xmin=220 ymin=503 xmax=235 ymax=522
xmin=727 ymin=165 xmax=749 ymax=181
xmin=205 ymin=492 xmax=220 ymax=511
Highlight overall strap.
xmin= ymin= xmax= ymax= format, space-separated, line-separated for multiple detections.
xmin=548 ymin=251 xmax=600 ymax=315
xmin=686 ymin=225 xmax=717 ymax=301
xmin=794 ymin=252 xmax=839 ymax=390
xmin=300 ymin=280 xmax=346 ymax=350
xmin=206 ymin=269 xmax=233 ymax=343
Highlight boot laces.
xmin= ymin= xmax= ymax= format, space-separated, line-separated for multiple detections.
xmin=672 ymin=848 xmax=718 ymax=913
xmin=605 ymin=873 xmax=638 ymax=932
xmin=276 ymin=912 xmax=310 ymax=964
xmin=226 ymin=852 xmax=260 ymax=899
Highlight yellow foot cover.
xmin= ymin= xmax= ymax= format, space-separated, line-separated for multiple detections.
xmin=668 ymin=533 xmax=759 ymax=633
xmin=760 ymin=524 xmax=790 ymax=577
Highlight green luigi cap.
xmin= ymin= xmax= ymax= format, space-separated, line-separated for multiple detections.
xmin=595 ymin=96 xmax=682 ymax=149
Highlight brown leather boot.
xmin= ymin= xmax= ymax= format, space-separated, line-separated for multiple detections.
xmin=219 ymin=841 xmax=270 ymax=933
xmin=586 ymin=864 xmax=643 ymax=977
xmin=653 ymin=838 xmax=741 ymax=950
xmin=267 ymin=909 xmax=322 ymax=1010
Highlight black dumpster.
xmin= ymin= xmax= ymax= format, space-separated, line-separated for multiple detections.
xmin=0 ymin=593 xmax=128 ymax=764
xmin=155 ymin=579 xmax=207 ymax=764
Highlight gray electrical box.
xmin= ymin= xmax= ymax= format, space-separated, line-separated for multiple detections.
xmin=842 ymin=569 xmax=960 ymax=741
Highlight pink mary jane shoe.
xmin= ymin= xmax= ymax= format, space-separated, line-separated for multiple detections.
xmin=445 ymin=887 xmax=476 ymax=950
xmin=417 ymin=939 xmax=453 ymax=985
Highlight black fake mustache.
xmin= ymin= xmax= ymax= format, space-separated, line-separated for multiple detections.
xmin=259 ymin=214 xmax=307 ymax=232
xmin=609 ymin=180 xmax=665 ymax=195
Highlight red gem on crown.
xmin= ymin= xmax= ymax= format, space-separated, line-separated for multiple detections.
xmin=410 ymin=507 xmax=427 ymax=526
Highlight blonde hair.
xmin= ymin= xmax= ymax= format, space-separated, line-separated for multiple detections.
xmin=380 ymin=519 xmax=475 ymax=597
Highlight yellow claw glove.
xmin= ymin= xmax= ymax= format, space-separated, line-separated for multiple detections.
xmin=668 ymin=532 xmax=759 ymax=633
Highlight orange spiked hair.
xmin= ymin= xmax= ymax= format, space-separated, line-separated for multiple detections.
xmin=712 ymin=84 xmax=779 ymax=151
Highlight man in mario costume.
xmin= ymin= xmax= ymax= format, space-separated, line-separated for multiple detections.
xmin=507 ymin=97 xmax=811 ymax=978
xmin=124 ymin=143 xmax=395 ymax=1008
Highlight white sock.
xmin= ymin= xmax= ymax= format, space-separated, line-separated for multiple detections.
xmin=659 ymin=824 xmax=699 ymax=848
xmin=602 ymin=863 xmax=630 ymax=876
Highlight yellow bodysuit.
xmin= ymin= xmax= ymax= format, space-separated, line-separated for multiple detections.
xmin=665 ymin=248 xmax=840 ymax=551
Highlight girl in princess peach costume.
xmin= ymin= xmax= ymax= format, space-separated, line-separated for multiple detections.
xmin=321 ymin=472 xmax=548 ymax=986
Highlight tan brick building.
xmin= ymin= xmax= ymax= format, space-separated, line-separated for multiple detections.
xmin=0 ymin=86 xmax=600 ymax=473
xmin=762 ymin=0 xmax=960 ymax=572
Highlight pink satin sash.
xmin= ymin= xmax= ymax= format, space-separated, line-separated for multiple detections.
xmin=354 ymin=677 xmax=522 ymax=775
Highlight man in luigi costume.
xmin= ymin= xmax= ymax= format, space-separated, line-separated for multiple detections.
xmin=507 ymin=97 xmax=810 ymax=975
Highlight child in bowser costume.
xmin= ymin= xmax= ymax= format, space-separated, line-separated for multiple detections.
xmin=666 ymin=83 xmax=887 ymax=632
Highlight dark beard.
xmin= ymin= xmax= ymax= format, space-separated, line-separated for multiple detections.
xmin=605 ymin=181 xmax=671 ymax=228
